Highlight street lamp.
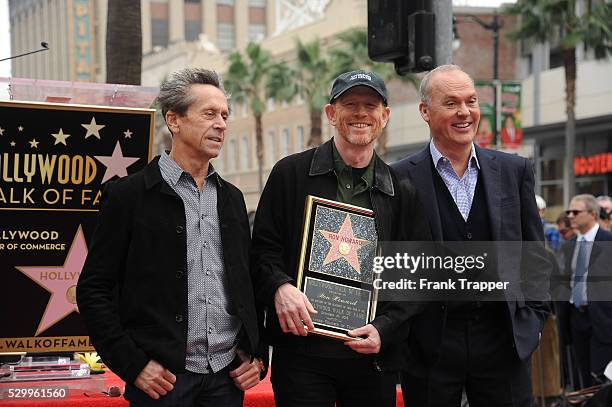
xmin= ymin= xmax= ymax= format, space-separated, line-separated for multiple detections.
xmin=454 ymin=12 xmax=503 ymax=144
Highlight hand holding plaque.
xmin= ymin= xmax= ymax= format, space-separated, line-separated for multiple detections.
xmin=296 ymin=196 xmax=379 ymax=341
xmin=274 ymin=283 xmax=316 ymax=336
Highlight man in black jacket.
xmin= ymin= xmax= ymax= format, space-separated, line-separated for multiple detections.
xmin=251 ymin=70 xmax=431 ymax=406
xmin=77 ymin=68 xmax=264 ymax=406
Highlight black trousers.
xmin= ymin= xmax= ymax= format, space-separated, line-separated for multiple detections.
xmin=402 ymin=308 xmax=534 ymax=407
xmin=271 ymin=347 xmax=397 ymax=407
xmin=570 ymin=305 xmax=593 ymax=387
xmin=124 ymin=362 xmax=243 ymax=407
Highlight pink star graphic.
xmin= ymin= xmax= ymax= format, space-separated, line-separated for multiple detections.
xmin=95 ymin=141 xmax=140 ymax=184
xmin=16 ymin=226 xmax=88 ymax=336
xmin=320 ymin=215 xmax=371 ymax=274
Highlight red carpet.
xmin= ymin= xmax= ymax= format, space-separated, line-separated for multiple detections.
xmin=0 ymin=370 xmax=405 ymax=406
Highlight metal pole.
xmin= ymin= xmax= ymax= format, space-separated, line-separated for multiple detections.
xmin=433 ymin=0 xmax=453 ymax=66
xmin=492 ymin=12 xmax=500 ymax=148
xmin=533 ymin=42 xmax=543 ymax=126
xmin=493 ymin=13 xmax=499 ymax=81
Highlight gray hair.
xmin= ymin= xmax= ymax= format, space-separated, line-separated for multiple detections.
xmin=157 ymin=68 xmax=225 ymax=120
xmin=596 ymin=195 xmax=611 ymax=204
xmin=419 ymin=64 xmax=474 ymax=106
xmin=535 ymin=194 xmax=546 ymax=210
xmin=571 ymin=194 xmax=600 ymax=214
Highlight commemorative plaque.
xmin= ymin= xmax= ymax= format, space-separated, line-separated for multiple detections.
xmin=296 ymin=195 xmax=378 ymax=340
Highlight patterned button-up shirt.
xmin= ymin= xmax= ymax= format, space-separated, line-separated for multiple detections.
xmin=429 ymin=141 xmax=480 ymax=221
xmin=159 ymin=152 xmax=241 ymax=374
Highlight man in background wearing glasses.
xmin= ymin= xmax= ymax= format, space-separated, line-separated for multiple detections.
xmin=559 ymin=194 xmax=612 ymax=387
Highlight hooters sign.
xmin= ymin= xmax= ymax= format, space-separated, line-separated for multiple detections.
xmin=574 ymin=153 xmax=612 ymax=176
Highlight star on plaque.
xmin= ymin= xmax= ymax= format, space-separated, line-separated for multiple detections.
xmin=0 ymin=127 xmax=4 ymax=135
xmin=10 ymin=141 xmax=15 ymax=147
xmin=95 ymin=141 xmax=140 ymax=183
xmin=81 ymin=117 xmax=105 ymax=139
xmin=29 ymin=139 xmax=39 ymax=148
xmin=51 ymin=128 xmax=70 ymax=145
xmin=18 ymin=126 xmax=24 ymax=131
xmin=15 ymin=226 xmax=88 ymax=335
xmin=123 ymin=129 xmax=133 ymax=139
xmin=319 ymin=215 xmax=370 ymax=274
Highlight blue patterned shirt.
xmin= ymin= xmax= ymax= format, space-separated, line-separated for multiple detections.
xmin=429 ymin=141 xmax=480 ymax=221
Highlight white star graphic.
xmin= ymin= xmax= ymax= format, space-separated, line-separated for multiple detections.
xmin=18 ymin=126 xmax=23 ymax=131
xmin=0 ymin=127 xmax=4 ymax=135
xmin=123 ymin=129 xmax=133 ymax=139
xmin=51 ymin=129 xmax=71 ymax=146
xmin=10 ymin=141 xmax=16 ymax=147
xmin=95 ymin=141 xmax=140 ymax=183
xmin=29 ymin=139 xmax=39 ymax=148
xmin=81 ymin=117 xmax=105 ymax=139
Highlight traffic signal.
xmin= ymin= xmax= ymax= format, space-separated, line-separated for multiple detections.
xmin=367 ymin=0 xmax=436 ymax=74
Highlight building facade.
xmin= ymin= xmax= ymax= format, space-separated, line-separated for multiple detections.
xmin=8 ymin=1 xmax=610 ymax=213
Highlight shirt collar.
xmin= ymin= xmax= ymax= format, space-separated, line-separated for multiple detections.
xmin=309 ymin=139 xmax=394 ymax=196
xmin=577 ymin=223 xmax=599 ymax=242
xmin=332 ymin=141 xmax=375 ymax=187
xmin=159 ymin=151 xmax=217 ymax=187
xmin=429 ymin=140 xmax=481 ymax=171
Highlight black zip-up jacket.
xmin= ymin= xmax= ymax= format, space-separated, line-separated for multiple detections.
xmin=251 ymin=139 xmax=431 ymax=371
xmin=77 ymin=157 xmax=265 ymax=384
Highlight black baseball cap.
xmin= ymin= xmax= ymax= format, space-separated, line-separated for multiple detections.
xmin=329 ymin=70 xmax=388 ymax=105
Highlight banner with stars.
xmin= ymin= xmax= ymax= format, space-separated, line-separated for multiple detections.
xmin=0 ymin=100 xmax=153 ymax=353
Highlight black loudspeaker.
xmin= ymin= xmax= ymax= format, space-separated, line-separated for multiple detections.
xmin=367 ymin=0 xmax=435 ymax=74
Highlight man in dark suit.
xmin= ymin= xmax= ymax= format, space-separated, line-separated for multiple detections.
xmin=392 ymin=64 xmax=551 ymax=406
xmin=560 ymin=194 xmax=612 ymax=387
xmin=77 ymin=68 xmax=265 ymax=406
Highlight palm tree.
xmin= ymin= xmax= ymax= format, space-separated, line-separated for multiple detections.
xmin=224 ymin=42 xmax=273 ymax=194
xmin=106 ymin=0 xmax=142 ymax=84
xmin=505 ymin=0 xmax=612 ymax=206
xmin=267 ymin=39 xmax=334 ymax=148
xmin=330 ymin=28 xmax=419 ymax=156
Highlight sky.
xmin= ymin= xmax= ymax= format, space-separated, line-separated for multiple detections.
xmin=0 ymin=0 xmax=514 ymax=78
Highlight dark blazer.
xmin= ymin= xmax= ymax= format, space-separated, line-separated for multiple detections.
xmin=392 ymin=145 xmax=551 ymax=366
xmin=77 ymin=157 xmax=263 ymax=384
xmin=251 ymin=139 xmax=431 ymax=371
xmin=559 ymin=227 xmax=612 ymax=373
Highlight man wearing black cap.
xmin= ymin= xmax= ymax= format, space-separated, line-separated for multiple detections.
xmin=250 ymin=70 xmax=430 ymax=405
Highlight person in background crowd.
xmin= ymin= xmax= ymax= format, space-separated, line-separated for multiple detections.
xmin=393 ymin=64 xmax=551 ymax=407
xmin=557 ymin=213 xmax=577 ymax=242
xmin=596 ymin=195 xmax=611 ymax=231
xmin=536 ymin=194 xmax=561 ymax=252
xmin=78 ymin=68 xmax=265 ymax=407
xmin=560 ymin=194 xmax=612 ymax=387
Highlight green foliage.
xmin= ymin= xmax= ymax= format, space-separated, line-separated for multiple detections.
xmin=329 ymin=28 xmax=419 ymax=89
xmin=505 ymin=0 xmax=612 ymax=54
xmin=294 ymin=39 xmax=333 ymax=112
xmin=224 ymin=42 xmax=272 ymax=117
